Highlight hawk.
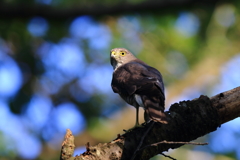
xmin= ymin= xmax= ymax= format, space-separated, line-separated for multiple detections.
xmin=110 ymin=48 xmax=168 ymax=128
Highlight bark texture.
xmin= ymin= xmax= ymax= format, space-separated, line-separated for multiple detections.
xmin=60 ymin=86 xmax=240 ymax=160
xmin=60 ymin=129 xmax=75 ymax=160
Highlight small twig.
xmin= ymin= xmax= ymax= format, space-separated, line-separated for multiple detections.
xmin=81 ymin=142 xmax=92 ymax=156
xmin=139 ymin=140 xmax=208 ymax=151
xmin=160 ymin=152 xmax=177 ymax=160
xmin=137 ymin=140 xmax=207 ymax=160
xmin=130 ymin=121 xmax=155 ymax=160
xmin=85 ymin=142 xmax=90 ymax=152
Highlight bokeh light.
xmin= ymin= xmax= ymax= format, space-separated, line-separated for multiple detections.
xmin=41 ymin=39 xmax=86 ymax=77
xmin=28 ymin=17 xmax=49 ymax=37
xmin=0 ymin=53 xmax=22 ymax=98
xmin=212 ymin=54 xmax=240 ymax=94
xmin=54 ymin=102 xmax=86 ymax=134
xmin=0 ymin=101 xmax=41 ymax=159
xmin=209 ymin=118 xmax=240 ymax=154
xmin=70 ymin=16 xmax=111 ymax=51
xmin=117 ymin=16 xmax=142 ymax=53
xmin=175 ymin=12 xmax=200 ymax=37
xmin=36 ymin=0 xmax=52 ymax=5
xmin=78 ymin=64 xmax=112 ymax=95
xmin=214 ymin=4 xmax=235 ymax=28
xmin=23 ymin=95 xmax=52 ymax=131
xmin=165 ymin=51 xmax=188 ymax=78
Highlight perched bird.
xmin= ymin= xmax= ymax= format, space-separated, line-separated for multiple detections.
xmin=110 ymin=48 xmax=168 ymax=128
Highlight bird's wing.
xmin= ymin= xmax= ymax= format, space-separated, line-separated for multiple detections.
xmin=111 ymin=60 xmax=164 ymax=98
xmin=111 ymin=62 xmax=138 ymax=96
xmin=138 ymin=62 xmax=165 ymax=99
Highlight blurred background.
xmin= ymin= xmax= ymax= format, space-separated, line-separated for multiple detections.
xmin=0 ymin=0 xmax=240 ymax=159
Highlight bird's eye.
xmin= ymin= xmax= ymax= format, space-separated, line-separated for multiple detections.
xmin=121 ymin=52 xmax=125 ymax=56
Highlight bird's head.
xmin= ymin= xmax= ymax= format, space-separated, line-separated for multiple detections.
xmin=110 ymin=48 xmax=136 ymax=70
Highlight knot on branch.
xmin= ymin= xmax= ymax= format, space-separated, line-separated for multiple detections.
xmin=168 ymin=95 xmax=220 ymax=143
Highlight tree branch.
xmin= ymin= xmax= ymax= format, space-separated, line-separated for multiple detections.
xmin=0 ymin=0 xmax=225 ymax=19
xmin=60 ymin=86 xmax=240 ymax=160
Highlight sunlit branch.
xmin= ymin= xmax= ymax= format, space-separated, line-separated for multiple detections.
xmin=60 ymin=86 xmax=240 ymax=160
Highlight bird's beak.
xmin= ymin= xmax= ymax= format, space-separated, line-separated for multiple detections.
xmin=111 ymin=51 xmax=116 ymax=57
xmin=110 ymin=51 xmax=117 ymax=68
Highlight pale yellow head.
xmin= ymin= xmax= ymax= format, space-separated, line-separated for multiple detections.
xmin=110 ymin=48 xmax=136 ymax=70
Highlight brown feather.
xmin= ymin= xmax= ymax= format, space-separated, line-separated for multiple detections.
xmin=110 ymin=48 xmax=167 ymax=124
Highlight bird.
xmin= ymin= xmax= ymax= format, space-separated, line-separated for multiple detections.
xmin=110 ymin=48 xmax=168 ymax=128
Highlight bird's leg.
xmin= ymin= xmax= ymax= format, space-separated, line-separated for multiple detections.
xmin=135 ymin=106 xmax=140 ymax=127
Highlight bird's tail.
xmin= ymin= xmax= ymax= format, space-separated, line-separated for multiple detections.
xmin=143 ymin=97 xmax=168 ymax=124
xmin=145 ymin=107 xmax=168 ymax=124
